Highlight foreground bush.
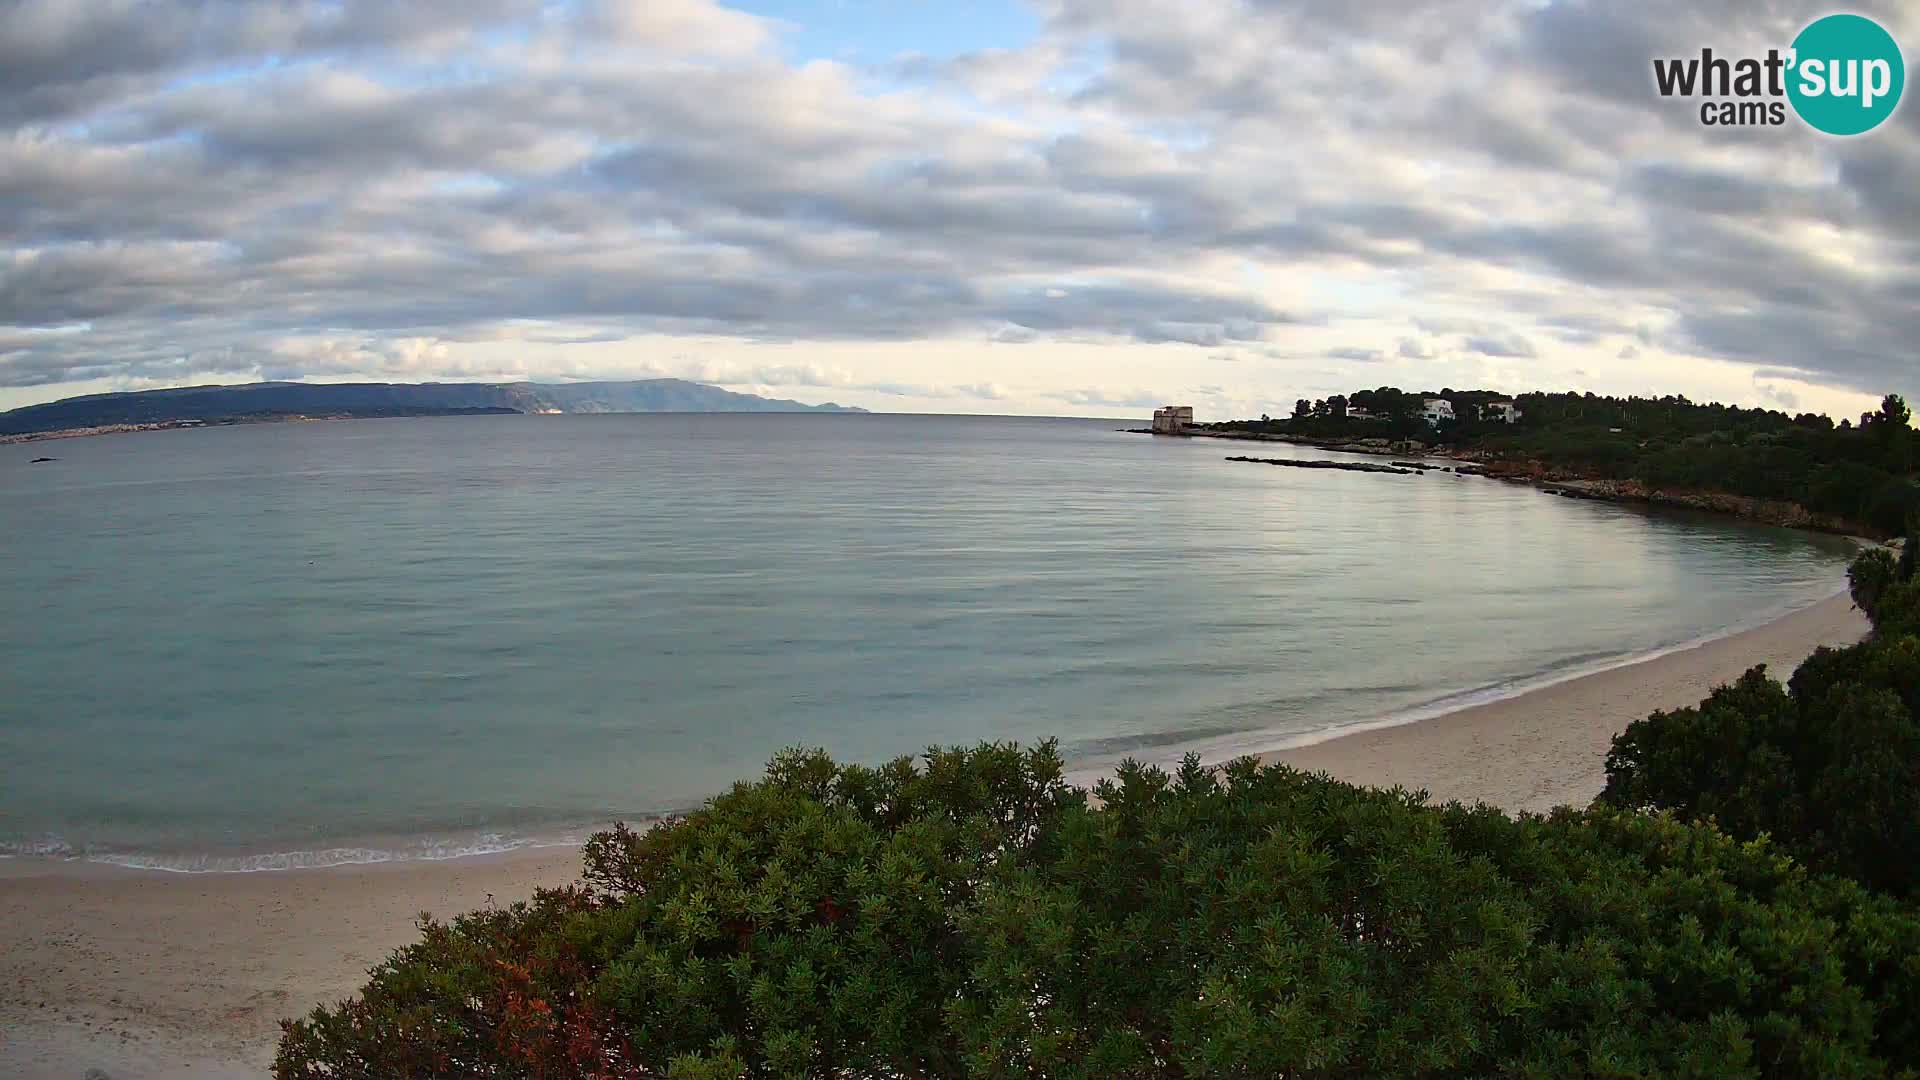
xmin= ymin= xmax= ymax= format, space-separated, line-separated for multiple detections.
xmin=1603 ymin=546 xmax=1920 ymax=898
xmin=278 ymin=744 xmax=1920 ymax=1078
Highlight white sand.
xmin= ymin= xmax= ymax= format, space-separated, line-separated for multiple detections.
xmin=0 ymin=592 xmax=1871 ymax=1077
xmin=0 ymin=847 xmax=582 ymax=1078
xmin=1265 ymin=591 xmax=1869 ymax=812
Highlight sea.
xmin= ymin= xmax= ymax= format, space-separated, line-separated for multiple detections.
xmin=0 ymin=413 xmax=1859 ymax=871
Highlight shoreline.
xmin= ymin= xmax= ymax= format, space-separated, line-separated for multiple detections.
xmin=7 ymin=587 xmax=1849 ymax=877
xmin=1262 ymin=590 xmax=1868 ymax=812
xmin=1138 ymin=427 xmax=1883 ymax=539
xmin=1246 ymin=586 xmax=1855 ymax=760
xmin=0 ymin=592 xmax=1873 ymax=1077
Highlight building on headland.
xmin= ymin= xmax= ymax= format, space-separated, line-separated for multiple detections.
xmin=1151 ymin=405 xmax=1195 ymax=434
xmin=1479 ymin=399 xmax=1523 ymax=424
xmin=1345 ymin=407 xmax=1383 ymax=422
xmin=1419 ymin=398 xmax=1455 ymax=426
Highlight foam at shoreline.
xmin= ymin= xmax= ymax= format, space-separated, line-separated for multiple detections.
xmin=1064 ymin=584 xmax=1853 ymax=787
xmin=1250 ymin=586 xmax=1848 ymax=755
xmin=0 ymin=830 xmax=600 ymax=874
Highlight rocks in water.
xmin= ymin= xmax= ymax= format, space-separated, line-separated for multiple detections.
xmin=1225 ymin=456 xmax=1416 ymax=475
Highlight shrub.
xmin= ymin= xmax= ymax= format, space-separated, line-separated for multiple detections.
xmin=279 ymin=747 xmax=1919 ymax=1078
xmin=278 ymin=742 xmax=1080 ymax=1080
xmin=1602 ymin=548 xmax=1920 ymax=899
xmin=1854 ymin=548 xmax=1900 ymax=618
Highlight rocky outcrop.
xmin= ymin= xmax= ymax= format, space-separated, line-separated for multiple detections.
xmin=1142 ymin=427 xmax=1878 ymax=535
xmin=1179 ymin=429 xmax=1431 ymax=455
xmin=1226 ymin=456 xmax=1417 ymax=475
xmin=1531 ymin=477 xmax=1862 ymax=533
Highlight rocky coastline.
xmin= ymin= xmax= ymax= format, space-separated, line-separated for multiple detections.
xmin=1137 ymin=426 xmax=1879 ymax=538
xmin=1224 ymin=455 xmax=1418 ymax=474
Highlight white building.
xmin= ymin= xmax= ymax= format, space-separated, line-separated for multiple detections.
xmin=1479 ymin=399 xmax=1523 ymax=424
xmin=1151 ymin=405 xmax=1194 ymax=435
xmin=1419 ymin=398 xmax=1455 ymax=426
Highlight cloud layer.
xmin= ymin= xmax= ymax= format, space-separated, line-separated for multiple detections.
xmin=2 ymin=0 xmax=1915 ymax=416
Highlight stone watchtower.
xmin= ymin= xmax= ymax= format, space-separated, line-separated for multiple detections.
xmin=1151 ymin=405 xmax=1194 ymax=435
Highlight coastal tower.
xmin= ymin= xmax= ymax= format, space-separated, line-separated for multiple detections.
xmin=1151 ymin=405 xmax=1194 ymax=434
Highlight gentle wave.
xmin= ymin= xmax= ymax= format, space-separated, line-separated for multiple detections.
xmin=0 ymin=831 xmax=597 ymax=874
xmin=1069 ymin=584 xmax=1853 ymax=785
xmin=1281 ymin=585 xmax=1849 ymax=751
xmin=14 ymin=589 xmax=1850 ymax=873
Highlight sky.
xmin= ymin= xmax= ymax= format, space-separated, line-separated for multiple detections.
xmin=2 ymin=0 xmax=1916 ymax=421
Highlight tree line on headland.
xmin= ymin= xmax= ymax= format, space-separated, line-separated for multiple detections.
xmin=279 ymin=541 xmax=1920 ymax=1077
xmin=1207 ymin=388 xmax=1920 ymax=538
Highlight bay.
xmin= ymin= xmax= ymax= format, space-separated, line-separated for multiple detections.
xmin=0 ymin=414 xmax=1856 ymax=868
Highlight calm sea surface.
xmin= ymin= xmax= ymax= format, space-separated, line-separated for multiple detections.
xmin=0 ymin=414 xmax=1857 ymax=869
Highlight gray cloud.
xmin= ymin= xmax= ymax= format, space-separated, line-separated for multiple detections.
xmin=1057 ymin=387 xmax=1168 ymax=409
xmin=1464 ymin=334 xmax=1539 ymax=359
xmin=1328 ymin=347 xmax=1385 ymax=363
xmin=1 ymin=0 xmax=1917 ymax=407
xmin=0 ymin=0 xmax=541 ymax=126
xmin=1755 ymin=379 xmax=1801 ymax=410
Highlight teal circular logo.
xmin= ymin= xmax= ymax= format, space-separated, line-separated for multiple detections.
xmin=1787 ymin=14 xmax=1904 ymax=135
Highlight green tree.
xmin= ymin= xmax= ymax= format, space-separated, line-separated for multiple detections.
xmin=280 ymin=746 xmax=1920 ymax=1078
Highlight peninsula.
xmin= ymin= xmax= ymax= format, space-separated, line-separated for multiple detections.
xmin=0 ymin=379 xmax=866 ymax=442
xmin=1159 ymin=387 xmax=1920 ymax=538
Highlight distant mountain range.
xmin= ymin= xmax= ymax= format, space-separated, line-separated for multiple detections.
xmin=0 ymin=380 xmax=866 ymax=436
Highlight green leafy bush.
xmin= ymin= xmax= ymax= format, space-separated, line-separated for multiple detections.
xmin=1854 ymin=548 xmax=1901 ymax=617
xmin=278 ymin=745 xmax=1920 ymax=1078
xmin=1602 ymin=547 xmax=1920 ymax=899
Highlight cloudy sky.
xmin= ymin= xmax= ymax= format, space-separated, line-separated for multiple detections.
xmin=2 ymin=0 xmax=1915 ymax=419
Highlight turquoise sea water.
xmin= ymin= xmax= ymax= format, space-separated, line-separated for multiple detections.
xmin=0 ymin=414 xmax=1857 ymax=869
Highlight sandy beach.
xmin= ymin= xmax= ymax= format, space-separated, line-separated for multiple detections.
xmin=0 ymin=848 xmax=584 ymax=1078
xmin=0 ymin=591 xmax=1871 ymax=1078
xmin=1266 ymin=590 xmax=1870 ymax=811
